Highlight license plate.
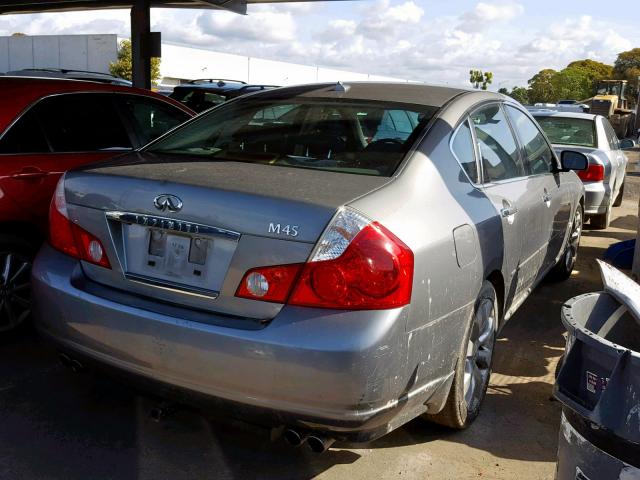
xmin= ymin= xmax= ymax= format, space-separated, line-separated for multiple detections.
xmin=139 ymin=229 xmax=210 ymax=281
xmin=165 ymin=235 xmax=191 ymax=277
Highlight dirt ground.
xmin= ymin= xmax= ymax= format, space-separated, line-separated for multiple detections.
xmin=1 ymin=153 xmax=639 ymax=480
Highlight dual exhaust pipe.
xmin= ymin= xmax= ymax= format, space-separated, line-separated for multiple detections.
xmin=58 ymin=353 xmax=334 ymax=453
xmin=283 ymin=428 xmax=335 ymax=453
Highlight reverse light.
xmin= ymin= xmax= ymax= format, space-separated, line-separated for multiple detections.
xmin=49 ymin=176 xmax=111 ymax=269
xmin=236 ymin=208 xmax=414 ymax=310
xmin=577 ymin=163 xmax=604 ymax=182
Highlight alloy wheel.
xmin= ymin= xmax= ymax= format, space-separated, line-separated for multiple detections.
xmin=565 ymin=208 xmax=582 ymax=272
xmin=0 ymin=252 xmax=32 ymax=333
xmin=463 ymin=297 xmax=496 ymax=412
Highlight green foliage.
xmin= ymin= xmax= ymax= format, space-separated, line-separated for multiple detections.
xmin=109 ymin=39 xmax=161 ymax=84
xmin=498 ymin=86 xmax=529 ymax=104
xmin=469 ymin=69 xmax=493 ymax=90
xmin=526 ymin=59 xmax=615 ymax=104
xmin=527 ymin=69 xmax=557 ymax=103
xmin=614 ymin=48 xmax=640 ymax=105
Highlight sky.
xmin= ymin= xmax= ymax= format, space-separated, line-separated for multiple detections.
xmin=0 ymin=0 xmax=638 ymax=89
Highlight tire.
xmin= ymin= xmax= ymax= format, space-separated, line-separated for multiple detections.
xmin=613 ymin=182 xmax=624 ymax=207
xmin=425 ymin=281 xmax=498 ymax=429
xmin=0 ymin=234 xmax=37 ymax=333
xmin=590 ymin=205 xmax=611 ymax=230
xmin=547 ymin=205 xmax=583 ymax=282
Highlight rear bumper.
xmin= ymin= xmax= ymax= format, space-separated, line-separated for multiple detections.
xmin=32 ymin=245 xmax=445 ymax=442
xmin=583 ymin=181 xmax=610 ymax=215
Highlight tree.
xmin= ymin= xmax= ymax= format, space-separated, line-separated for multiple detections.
xmin=552 ymin=67 xmax=593 ymax=101
xmin=614 ymin=48 xmax=640 ymax=105
xmin=498 ymin=86 xmax=529 ymax=104
xmin=11 ymin=32 xmax=27 ymax=36
xmin=109 ymin=39 xmax=161 ymax=84
xmin=527 ymin=68 xmax=557 ymax=103
xmin=469 ymin=69 xmax=493 ymax=90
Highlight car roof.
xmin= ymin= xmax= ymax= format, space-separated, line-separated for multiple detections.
xmin=244 ymin=81 xmax=472 ymax=108
xmin=0 ymin=76 xmax=194 ymax=132
xmin=174 ymin=80 xmax=249 ymax=93
xmin=531 ymin=110 xmax=598 ymax=121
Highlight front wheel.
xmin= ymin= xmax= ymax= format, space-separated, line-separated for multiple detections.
xmin=547 ymin=205 xmax=583 ymax=282
xmin=425 ymin=281 xmax=498 ymax=429
xmin=0 ymin=235 xmax=36 ymax=333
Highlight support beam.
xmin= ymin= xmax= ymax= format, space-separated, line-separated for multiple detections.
xmin=131 ymin=0 xmax=151 ymax=89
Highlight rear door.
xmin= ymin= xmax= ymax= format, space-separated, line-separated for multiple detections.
xmin=601 ymin=118 xmax=627 ymax=197
xmin=470 ymin=103 xmax=531 ymax=305
xmin=0 ymin=93 xmax=134 ymax=226
xmin=505 ymin=105 xmax=571 ymax=275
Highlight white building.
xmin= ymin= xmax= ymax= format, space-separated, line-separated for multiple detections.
xmin=0 ymin=34 xmax=408 ymax=86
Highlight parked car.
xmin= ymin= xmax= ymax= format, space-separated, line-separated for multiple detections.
xmin=0 ymin=76 xmax=194 ymax=332
xmin=32 ymin=83 xmax=587 ymax=448
xmin=5 ymin=68 xmax=132 ymax=86
xmin=532 ymin=111 xmax=633 ymax=229
xmin=169 ymin=79 xmax=278 ymax=112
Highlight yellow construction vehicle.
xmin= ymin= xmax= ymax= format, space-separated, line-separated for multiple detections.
xmin=584 ymin=80 xmax=636 ymax=138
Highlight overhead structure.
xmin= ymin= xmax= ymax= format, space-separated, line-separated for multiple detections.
xmin=0 ymin=0 xmax=345 ymax=89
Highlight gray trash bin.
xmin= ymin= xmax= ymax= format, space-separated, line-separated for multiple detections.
xmin=554 ymin=291 xmax=640 ymax=480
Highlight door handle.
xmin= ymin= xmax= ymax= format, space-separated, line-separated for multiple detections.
xmin=10 ymin=170 xmax=47 ymax=180
xmin=500 ymin=206 xmax=518 ymax=218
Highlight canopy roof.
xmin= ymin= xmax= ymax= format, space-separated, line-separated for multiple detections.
xmin=0 ymin=0 xmax=324 ymax=16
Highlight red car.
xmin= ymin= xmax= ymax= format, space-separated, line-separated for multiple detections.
xmin=0 ymin=77 xmax=194 ymax=332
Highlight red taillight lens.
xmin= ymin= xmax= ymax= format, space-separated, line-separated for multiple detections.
xmin=577 ymin=163 xmax=604 ymax=182
xmin=48 ymin=177 xmax=111 ymax=269
xmin=236 ymin=215 xmax=414 ymax=310
xmin=289 ymin=222 xmax=413 ymax=309
xmin=236 ymin=263 xmax=303 ymax=303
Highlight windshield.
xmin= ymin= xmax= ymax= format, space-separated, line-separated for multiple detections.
xmin=534 ymin=116 xmax=596 ymax=148
xmin=147 ymin=98 xmax=438 ymax=176
xmin=596 ymin=83 xmax=621 ymax=97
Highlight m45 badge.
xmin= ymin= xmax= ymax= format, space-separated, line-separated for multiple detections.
xmin=268 ymin=223 xmax=299 ymax=237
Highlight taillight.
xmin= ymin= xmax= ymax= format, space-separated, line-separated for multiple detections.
xmin=49 ymin=176 xmax=111 ymax=269
xmin=235 ymin=207 xmax=414 ymax=310
xmin=577 ymin=163 xmax=604 ymax=182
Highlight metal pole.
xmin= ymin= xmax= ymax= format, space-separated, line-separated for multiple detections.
xmin=633 ymin=77 xmax=640 ymax=280
xmin=131 ymin=0 xmax=151 ymax=89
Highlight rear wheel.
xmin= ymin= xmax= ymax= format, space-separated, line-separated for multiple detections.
xmin=548 ymin=205 xmax=583 ymax=281
xmin=590 ymin=205 xmax=611 ymax=230
xmin=425 ymin=281 xmax=497 ymax=429
xmin=613 ymin=182 xmax=624 ymax=207
xmin=0 ymin=235 xmax=36 ymax=333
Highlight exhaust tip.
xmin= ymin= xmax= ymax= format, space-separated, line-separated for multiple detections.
xmin=307 ymin=435 xmax=335 ymax=454
xmin=283 ymin=429 xmax=305 ymax=447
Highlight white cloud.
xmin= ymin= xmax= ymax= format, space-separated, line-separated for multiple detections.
xmin=459 ymin=1 xmax=524 ymax=32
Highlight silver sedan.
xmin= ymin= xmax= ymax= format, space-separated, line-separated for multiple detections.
xmin=532 ymin=111 xmax=632 ymax=229
xmin=32 ymin=83 xmax=587 ymax=448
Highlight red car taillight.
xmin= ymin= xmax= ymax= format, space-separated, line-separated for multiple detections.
xmin=235 ymin=208 xmax=413 ymax=310
xmin=49 ymin=177 xmax=111 ymax=269
xmin=577 ymin=163 xmax=604 ymax=182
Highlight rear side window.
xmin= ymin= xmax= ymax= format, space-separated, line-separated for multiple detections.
xmin=451 ymin=119 xmax=479 ymax=183
xmin=148 ymin=99 xmax=438 ymax=177
xmin=471 ymin=104 xmax=524 ymax=182
xmin=116 ymin=95 xmax=191 ymax=146
xmin=35 ymin=93 xmax=132 ymax=152
xmin=0 ymin=109 xmax=50 ymax=154
xmin=505 ymin=106 xmax=555 ymax=175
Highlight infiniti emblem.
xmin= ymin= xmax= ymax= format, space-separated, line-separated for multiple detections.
xmin=154 ymin=194 xmax=183 ymax=213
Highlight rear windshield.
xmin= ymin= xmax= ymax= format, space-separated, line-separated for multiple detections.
xmin=534 ymin=116 xmax=596 ymax=148
xmin=147 ymin=98 xmax=438 ymax=176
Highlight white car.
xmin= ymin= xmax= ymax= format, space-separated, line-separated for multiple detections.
xmin=533 ymin=111 xmax=633 ymax=229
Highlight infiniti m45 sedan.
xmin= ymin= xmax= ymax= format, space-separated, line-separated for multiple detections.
xmin=33 ymin=83 xmax=587 ymax=447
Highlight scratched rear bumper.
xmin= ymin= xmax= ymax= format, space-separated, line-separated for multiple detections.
xmin=32 ymin=245 xmax=449 ymax=441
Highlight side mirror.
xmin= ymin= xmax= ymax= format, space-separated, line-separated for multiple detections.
xmin=561 ymin=150 xmax=588 ymax=171
xmin=620 ymin=138 xmax=636 ymax=150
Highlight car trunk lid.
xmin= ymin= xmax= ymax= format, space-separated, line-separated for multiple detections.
xmin=63 ymin=152 xmax=390 ymax=320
